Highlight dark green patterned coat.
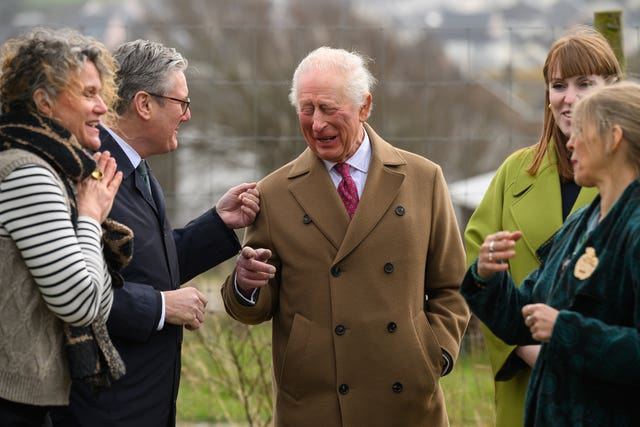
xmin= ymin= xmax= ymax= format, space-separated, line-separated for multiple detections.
xmin=462 ymin=179 xmax=640 ymax=427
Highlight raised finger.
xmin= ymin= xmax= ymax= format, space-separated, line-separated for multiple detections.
xmin=241 ymin=246 xmax=256 ymax=260
xmin=95 ymin=150 xmax=111 ymax=168
xmin=100 ymin=157 xmax=118 ymax=181
xmin=106 ymin=171 xmax=123 ymax=192
xmin=254 ymin=248 xmax=273 ymax=262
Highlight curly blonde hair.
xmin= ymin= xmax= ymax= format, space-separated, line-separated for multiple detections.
xmin=0 ymin=27 xmax=118 ymax=124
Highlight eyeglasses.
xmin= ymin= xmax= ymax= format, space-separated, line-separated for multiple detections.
xmin=147 ymin=92 xmax=191 ymax=115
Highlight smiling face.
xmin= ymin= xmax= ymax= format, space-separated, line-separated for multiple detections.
xmin=50 ymin=60 xmax=107 ymax=150
xmin=147 ymin=69 xmax=191 ymax=155
xmin=548 ymin=71 xmax=606 ymax=138
xmin=296 ymin=69 xmax=371 ymax=163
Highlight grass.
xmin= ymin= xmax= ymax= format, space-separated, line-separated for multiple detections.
xmin=441 ymin=331 xmax=495 ymax=427
xmin=177 ymin=313 xmax=495 ymax=427
xmin=178 ymin=314 xmax=273 ymax=426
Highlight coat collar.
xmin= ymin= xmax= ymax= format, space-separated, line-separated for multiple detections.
xmin=99 ymin=126 xmax=135 ymax=178
xmin=286 ymin=123 xmax=407 ymax=262
xmin=509 ymin=139 xmax=598 ymax=259
xmin=512 ymin=140 xmax=560 ymax=197
xmin=99 ymin=126 xmax=160 ymax=215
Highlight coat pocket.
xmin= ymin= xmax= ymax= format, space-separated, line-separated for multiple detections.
xmin=410 ymin=310 xmax=442 ymax=394
xmin=277 ymin=313 xmax=312 ymax=399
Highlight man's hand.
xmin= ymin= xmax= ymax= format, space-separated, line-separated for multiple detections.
xmin=236 ymin=246 xmax=275 ymax=296
xmin=163 ymin=287 xmax=208 ymax=330
xmin=216 ymin=182 xmax=260 ymax=229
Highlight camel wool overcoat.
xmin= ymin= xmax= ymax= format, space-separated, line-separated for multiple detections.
xmin=222 ymin=124 xmax=470 ymax=427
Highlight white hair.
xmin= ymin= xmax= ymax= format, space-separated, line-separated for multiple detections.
xmin=288 ymin=46 xmax=377 ymax=118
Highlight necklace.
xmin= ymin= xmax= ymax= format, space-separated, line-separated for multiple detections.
xmin=560 ymin=204 xmax=601 ymax=274
xmin=572 ymin=205 xmax=601 ymax=257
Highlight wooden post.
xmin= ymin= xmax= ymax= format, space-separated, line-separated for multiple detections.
xmin=594 ymin=10 xmax=625 ymax=72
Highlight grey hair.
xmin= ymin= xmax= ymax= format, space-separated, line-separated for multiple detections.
xmin=288 ymin=46 xmax=377 ymax=118
xmin=573 ymin=81 xmax=640 ymax=174
xmin=112 ymin=39 xmax=187 ymax=115
xmin=0 ymin=26 xmax=117 ymax=114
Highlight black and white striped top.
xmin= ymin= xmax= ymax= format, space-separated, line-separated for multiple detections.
xmin=0 ymin=164 xmax=112 ymax=326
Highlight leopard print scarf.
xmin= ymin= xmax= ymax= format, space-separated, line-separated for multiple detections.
xmin=0 ymin=110 xmax=131 ymax=389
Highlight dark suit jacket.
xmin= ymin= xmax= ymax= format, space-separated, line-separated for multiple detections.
xmin=51 ymin=127 xmax=241 ymax=427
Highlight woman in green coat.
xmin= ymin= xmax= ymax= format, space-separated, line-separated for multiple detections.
xmin=464 ymin=28 xmax=622 ymax=427
xmin=462 ymin=81 xmax=640 ymax=427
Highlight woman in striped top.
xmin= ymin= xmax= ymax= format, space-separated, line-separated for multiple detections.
xmin=0 ymin=27 xmax=122 ymax=426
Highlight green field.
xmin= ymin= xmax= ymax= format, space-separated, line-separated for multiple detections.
xmin=177 ymin=313 xmax=495 ymax=427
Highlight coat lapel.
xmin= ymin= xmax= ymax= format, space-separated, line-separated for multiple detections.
xmin=510 ymin=155 xmax=563 ymax=257
xmin=509 ymin=142 xmax=598 ymax=259
xmin=99 ymin=127 xmax=159 ymax=215
xmin=145 ymin=165 xmax=164 ymax=221
xmin=99 ymin=127 xmax=133 ymax=176
xmin=287 ymin=124 xmax=406 ymax=262
xmin=287 ymin=149 xmax=349 ymax=250
xmin=336 ymin=124 xmax=406 ymax=263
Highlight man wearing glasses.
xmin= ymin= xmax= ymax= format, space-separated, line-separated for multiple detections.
xmin=147 ymin=92 xmax=191 ymax=115
xmin=51 ymin=40 xmax=260 ymax=427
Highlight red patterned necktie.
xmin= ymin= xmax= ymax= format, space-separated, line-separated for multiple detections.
xmin=334 ymin=163 xmax=359 ymax=218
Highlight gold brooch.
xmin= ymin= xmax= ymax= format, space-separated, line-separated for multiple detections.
xmin=574 ymin=247 xmax=598 ymax=280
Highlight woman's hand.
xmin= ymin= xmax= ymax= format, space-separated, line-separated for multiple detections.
xmin=522 ymin=303 xmax=559 ymax=343
xmin=77 ymin=151 xmax=122 ymax=223
xmin=514 ymin=344 xmax=541 ymax=368
xmin=476 ymin=230 xmax=523 ymax=279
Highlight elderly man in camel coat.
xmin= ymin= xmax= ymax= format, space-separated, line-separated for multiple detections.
xmin=222 ymin=46 xmax=470 ymax=427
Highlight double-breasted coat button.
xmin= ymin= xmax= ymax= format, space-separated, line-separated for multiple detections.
xmin=339 ymin=384 xmax=349 ymax=395
xmin=395 ymin=206 xmax=405 ymax=216
xmin=392 ymin=382 xmax=403 ymax=393
xmin=386 ymin=322 xmax=397 ymax=333
xmin=331 ymin=266 xmax=341 ymax=277
xmin=383 ymin=263 xmax=394 ymax=273
xmin=335 ymin=325 xmax=346 ymax=336
xmin=302 ymin=214 xmax=312 ymax=224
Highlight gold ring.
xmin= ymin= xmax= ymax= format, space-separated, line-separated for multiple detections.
xmin=526 ymin=315 xmax=533 ymax=326
xmin=91 ymin=169 xmax=104 ymax=180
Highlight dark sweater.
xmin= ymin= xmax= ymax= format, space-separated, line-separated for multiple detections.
xmin=462 ymin=179 xmax=640 ymax=426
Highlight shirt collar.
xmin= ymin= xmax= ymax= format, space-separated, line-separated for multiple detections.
xmin=103 ymin=125 xmax=143 ymax=168
xmin=322 ymin=125 xmax=372 ymax=173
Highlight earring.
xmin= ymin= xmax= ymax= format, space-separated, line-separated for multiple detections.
xmin=548 ymin=103 xmax=552 ymax=109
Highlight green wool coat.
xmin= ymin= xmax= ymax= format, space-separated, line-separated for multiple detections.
xmin=462 ymin=179 xmax=640 ymax=426
xmin=222 ymin=124 xmax=470 ymax=427
xmin=464 ymin=142 xmax=597 ymax=427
